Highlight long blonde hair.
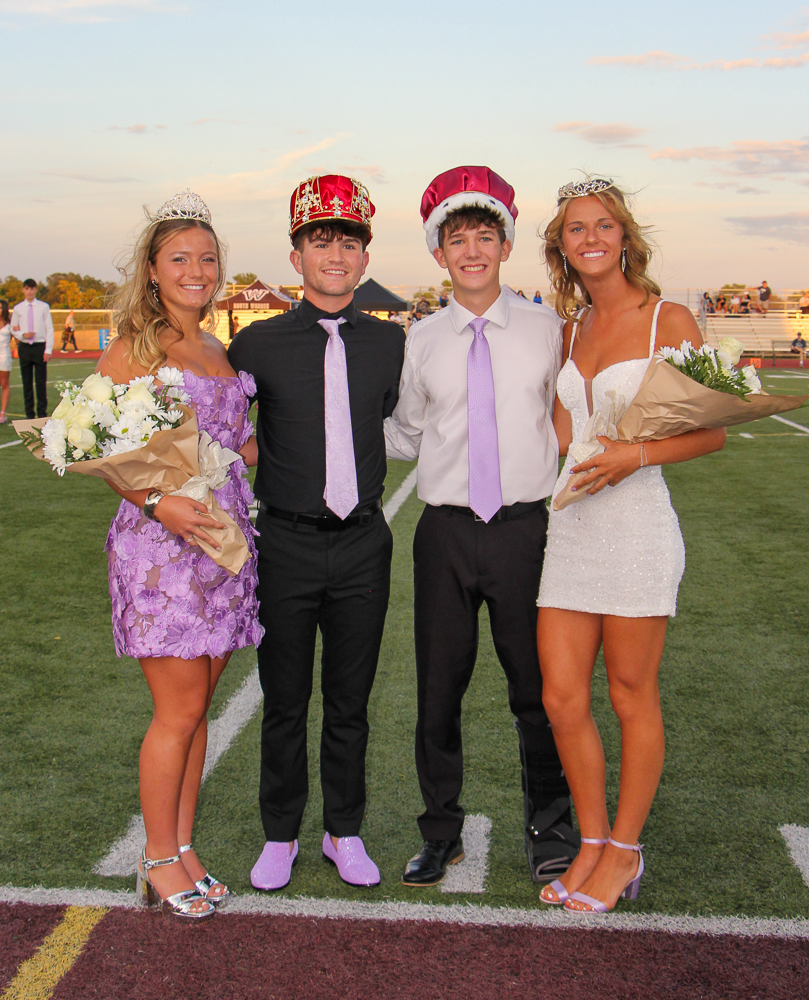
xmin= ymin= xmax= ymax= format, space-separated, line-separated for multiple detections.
xmin=542 ymin=180 xmax=660 ymax=321
xmin=112 ymin=214 xmax=227 ymax=373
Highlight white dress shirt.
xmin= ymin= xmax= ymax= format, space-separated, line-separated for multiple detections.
xmin=11 ymin=298 xmax=54 ymax=355
xmin=385 ymin=290 xmax=563 ymax=507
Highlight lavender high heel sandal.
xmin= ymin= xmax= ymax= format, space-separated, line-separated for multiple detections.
xmin=539 ymin=837 xmax=608 ymax=906
xmin=564 ymin=838 xmax=645 ymax=914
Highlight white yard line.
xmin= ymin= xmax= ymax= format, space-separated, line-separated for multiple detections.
xmin=0 ymin=439 xmax=23 ymax=450
xmin=780 ymin=825 xmax=809 ymax=891
xmin=769 ymin=414 xmax=809 ymax=434
xmin=95 ymin=470 xmax=420 ymax=877
xmin=738 ymin=433 xmax=754 ymax=439
xmin=440 ymin=814 xmax=492 ymax=894
xmin=2 ymin=884 xmax=809 ymax=939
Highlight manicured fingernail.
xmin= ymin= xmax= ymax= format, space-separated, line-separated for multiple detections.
xmin=571 ymin=486 xmax=577 ymax=492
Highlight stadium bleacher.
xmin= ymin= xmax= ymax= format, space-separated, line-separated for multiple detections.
xmin=703 ymin=314 xmax=809 ymax=360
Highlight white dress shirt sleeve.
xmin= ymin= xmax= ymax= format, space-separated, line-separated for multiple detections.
xmin=384 ymin=352 xmax=426 ymax=461
xmin=10 ymin=304 xmax=24 ymax=341
xmin=43 ymin=303 xmax=54 ymax=355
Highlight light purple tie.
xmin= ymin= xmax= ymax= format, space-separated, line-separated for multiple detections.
xmin=467 ymin=316 xmax=503 ymax=522
xmin=28 ymin=303 xmax=34 ymax=334
xmin=319 ymin=318 xmax=359 ymax=519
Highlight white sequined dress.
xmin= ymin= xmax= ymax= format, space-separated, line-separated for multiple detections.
xmin=537 ymin=300 xmax=685 ymax=617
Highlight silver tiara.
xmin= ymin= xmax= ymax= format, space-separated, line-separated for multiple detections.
xmin=155 ymin=189 xmax=212 ymax=225
xmin=557 ymin=178 xmax=615 ymax=201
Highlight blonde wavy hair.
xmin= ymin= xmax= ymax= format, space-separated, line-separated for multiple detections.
xmin=542 ymin=179 xmax=660 ymax=321
xmin=112 ymin=214 xmax=227 ymax=373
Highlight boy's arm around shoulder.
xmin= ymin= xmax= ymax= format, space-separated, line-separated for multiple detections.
xmin=384 ymin=330 xmax=424 ymax=461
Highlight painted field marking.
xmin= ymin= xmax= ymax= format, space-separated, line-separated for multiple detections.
xmin=0 ymin=439 xmax=23 ymax=451
xmin=3 ymin=885 xmax=809 ymax=940
xmin=440 ymin=814 xmax=492 ymax=894
xmin=383 ymin=467 xmax=419 ymax=523
xmin=779 ymin=825 xmax=809 ymax=890
xmin=0 ymin=905 xmax=107 ymax=1000
xmin=95 ymin=469 xmax=419 ymax=877
xmin=770 ymin=414 xmax=809 ymax=434
xmin=738 ymin=433 xmax=754 ymax=439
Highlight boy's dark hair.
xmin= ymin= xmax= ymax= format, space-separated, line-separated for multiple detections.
xmin=438 ymin=206 xmax=506 ymax=249
xmin=292 ymin=220 xmax=370 ymax=252
xmin=23 ymin=278 xmax=37 ymax=288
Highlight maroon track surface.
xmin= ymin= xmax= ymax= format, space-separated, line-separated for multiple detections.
xmin=4 ymin=903 xmax=809 ymax=1000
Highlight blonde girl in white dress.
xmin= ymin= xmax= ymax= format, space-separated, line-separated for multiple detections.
xmin=536 ymin=179 xmax=726 ymax=913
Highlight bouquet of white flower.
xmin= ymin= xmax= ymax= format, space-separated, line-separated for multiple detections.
xmin=17 ymin=368 xmax=189 ymax=475
xmin=554 ymin=336 xmax=807 ymax=511
xmin=14 ymin=368 xmax=250 ymax=575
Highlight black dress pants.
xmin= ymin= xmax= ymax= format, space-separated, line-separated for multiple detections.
xmin=255 ymin=509 xmax=393 ymax=841
xmin=18 ymin=342 xmax=47 ymax=418
xmin=413 ymin=503 xmax=559 ymax=841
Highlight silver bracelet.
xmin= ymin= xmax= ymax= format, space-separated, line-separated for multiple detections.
xmin=640 ymin=444 xmax=647 ymax=468
xmin=143 ymin=489 xmax=165 ymax=521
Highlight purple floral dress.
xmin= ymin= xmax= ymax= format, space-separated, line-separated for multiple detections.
xmin=106 ymin=371 xmax=264 ymax=660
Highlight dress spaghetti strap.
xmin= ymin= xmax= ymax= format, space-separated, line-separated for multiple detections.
xmin=648 ymin=299 xmax=665 ymax=357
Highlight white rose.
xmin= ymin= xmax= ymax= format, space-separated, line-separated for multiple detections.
xmin=67 ymin=424 xmax=97 ymax=453
xmin=718 ymin=337 xmax=744 ymax=366
xmin=80 ymin=372 xmax=115 ymax=403
xmin=51 ymin=395 xmax=72 ymax=420
xmin=121 ymin=382 xmax=158 ymax=411
xmin=156 ymin=366 xmax=185 ymax=387
xmin=741 ymin=366 xmax=762 ymax=394
xmin=64 ymin=402 xmax=95 ymax=429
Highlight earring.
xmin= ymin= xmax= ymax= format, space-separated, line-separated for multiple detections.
xmin=151 ymin=278 xmax=159 ymax=302
xmin=561 ymin=251 xmax=568 ymax=278
xmin=621 ymin=247 xmax=627 ymax=273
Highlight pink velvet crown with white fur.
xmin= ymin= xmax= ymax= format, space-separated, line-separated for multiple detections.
xmin=420 ymin=165 xmax=518 ymax=253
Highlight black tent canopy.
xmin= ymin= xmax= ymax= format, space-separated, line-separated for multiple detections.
xmin=352 ymin=278 xmax=409 ymax=313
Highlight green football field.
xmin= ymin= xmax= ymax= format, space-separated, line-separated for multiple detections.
xmin=1 ymin=360 xmax=809 ymax=919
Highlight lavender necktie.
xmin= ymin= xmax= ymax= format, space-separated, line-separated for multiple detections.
xmin=319 ymin=318 xmax=359 ymax=519
xmin=28 ymin=303 xmax=34 ymax=334
xmin=467 ymin=316 xmax=503 ymax=522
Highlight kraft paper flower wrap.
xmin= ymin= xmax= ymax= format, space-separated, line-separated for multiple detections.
xmin=14 ymin=406 xmax=250 ymax=575
xmin=553 ymin=349 xmax=809 ymax=512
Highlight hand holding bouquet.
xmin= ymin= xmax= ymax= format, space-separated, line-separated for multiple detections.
xmin=14 ymin=369 xmax=250 ymax=574
xmin=554 ymin=337 xmax=807 ymax=511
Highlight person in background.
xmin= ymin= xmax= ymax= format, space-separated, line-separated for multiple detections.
xmin=438 ymin=290 xmax=449 ymax=308
xmin=715 ymin=293 xmax=728 ymax=315
xmin=754 ymin=280 xmax=771 ymax=315
xmin=798 ymin=291 xmax=809 ymax=316
xmin=729 ymin=292 xmax=741 ymax=315
xmin=533 ymin=290 xmax=543 ymax=304
xmin=0 ymin=300 xmax=12 ymax=423
xmin=702 ymin=292 xmax=715 ymax=315
xmin=790 ymin=334 xmax=807 ymax=366
xmin=739 ymin=292 xmax=752 ymax=315
xmin=10 ymin=279 xmax=53 ymax=418
xmin=61 ymin=310 xmax=78 ymax=352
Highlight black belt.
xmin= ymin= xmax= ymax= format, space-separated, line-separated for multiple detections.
xmin=258 ymin=498 xmax=383 ymax=530
xmin=441 ymin=500 xmax=547 ymax=522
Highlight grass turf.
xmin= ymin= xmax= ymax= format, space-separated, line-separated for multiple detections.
xmin=1 ymin=362 xmax=808 ymax=917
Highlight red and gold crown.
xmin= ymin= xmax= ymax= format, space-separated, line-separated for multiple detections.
xmin=289 ymin=175 xmax=375 ymax=243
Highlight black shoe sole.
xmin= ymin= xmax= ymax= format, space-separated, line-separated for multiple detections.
xmin=400 ymin=850 xmax=465 ymax=887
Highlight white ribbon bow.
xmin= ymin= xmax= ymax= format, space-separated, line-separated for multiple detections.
xmin=170 ymin=431 xmax=241 ymax=501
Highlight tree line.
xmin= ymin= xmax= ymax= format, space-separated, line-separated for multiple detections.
xmin=0 ymin=273 xmax=116 ymax=310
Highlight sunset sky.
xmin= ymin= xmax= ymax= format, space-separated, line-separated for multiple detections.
xmin=2 ymin=0 xmax=808 ymax=294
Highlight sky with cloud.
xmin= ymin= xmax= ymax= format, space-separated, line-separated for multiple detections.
xmin=2 ymin=0 xmax=808 ymax=292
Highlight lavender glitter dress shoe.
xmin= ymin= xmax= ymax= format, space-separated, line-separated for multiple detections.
xmin=251 ymin=840 xmax=298 ymax=891
xmin=322 ymin=834 xmax=381 ymax=886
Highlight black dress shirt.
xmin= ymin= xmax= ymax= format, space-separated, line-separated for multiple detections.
xmin=228 ymin=297 xmax=405 ymax=514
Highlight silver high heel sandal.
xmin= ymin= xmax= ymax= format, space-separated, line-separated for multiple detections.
xmin=179 ymin=843 xmax=231 ymax=906
xmin=136 ymin=848 xmax=215 ymax=919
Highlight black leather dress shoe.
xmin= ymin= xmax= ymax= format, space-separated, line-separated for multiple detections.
xmin=401 ymin=838 xmax=465 ymax=887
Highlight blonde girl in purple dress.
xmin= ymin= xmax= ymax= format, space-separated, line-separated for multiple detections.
xmin=97 ymin=192 xmax=262 ymax=919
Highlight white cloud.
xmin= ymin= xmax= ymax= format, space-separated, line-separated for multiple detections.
xmin=41 ymin=171 xmax=142 ymax=183
xmin=764 ymin=29 xmax=809 ymax=50
xmin=726 ymin=213 xmax=809 ymax=246
xmin=591 ymin=47 xmax=809 ymax=71
xmin=0 ymin=1 xmax=185 ymax=22
xmin=553 ymin=121 xmax=647 ymax=146
xmin=649 ymin=139 xmax=809 ymax=177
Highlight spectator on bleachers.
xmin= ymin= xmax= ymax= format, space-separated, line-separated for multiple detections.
xmin=533 ymin=290 xmax=543 ymax=304
xmin=798 ymin=291 xmax=809 ymax=316
xmin=702 ymin=292 xmax=715 ymax=315
xmin=739 ymin=292 xmax=752 ymax=315
xmin=754 ymin=280 xmax=771 ymax=315
xmin=791 ymin=334 xmax=807 ymax=366
xmin=715 ymin=293 xmax=728 ymax=315
xmin=729 ymin=292 xmax=742 ymax=315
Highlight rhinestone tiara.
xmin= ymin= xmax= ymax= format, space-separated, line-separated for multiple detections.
xmin=154 ymin=189 xmax=212 ymax=225
xmin=557 ymin=178 xmax=615 ymax=201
